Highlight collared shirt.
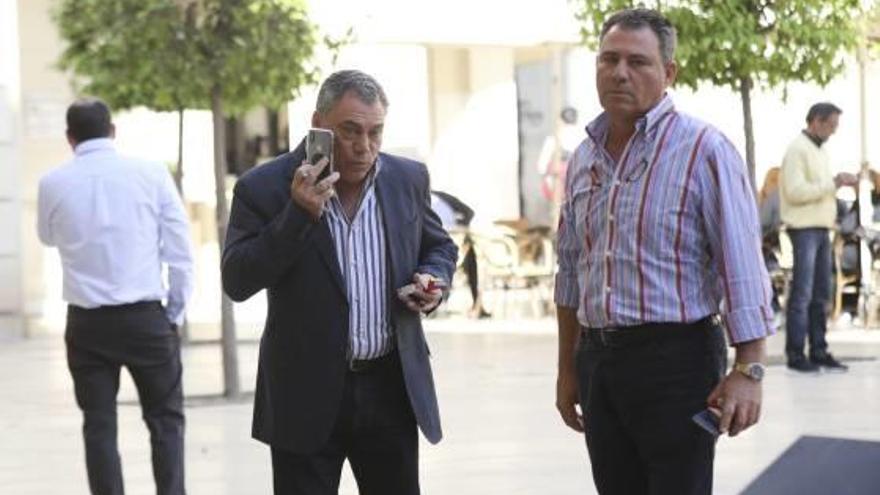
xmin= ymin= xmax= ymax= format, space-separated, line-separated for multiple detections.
xmin=325 ymin=160 xmax=392 ymax=360
xmin=801 ymin=130 xmax=825 ymax=148
xmin=37 ymin=138 xmax=194 ymax=325
xmin=555 ymin=95 xmax=774 ymax=344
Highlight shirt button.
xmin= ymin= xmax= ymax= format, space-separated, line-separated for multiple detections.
xmin=605 ymin=286 xmax=611 ymax=293
xmin=605 ymin=251 xmax=611 ymax=258
xmin=608 ymin=215 xmax=615 ymax=221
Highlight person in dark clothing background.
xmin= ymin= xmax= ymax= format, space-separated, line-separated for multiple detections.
xmin=431 ymin=191 xmax=491 ymax=318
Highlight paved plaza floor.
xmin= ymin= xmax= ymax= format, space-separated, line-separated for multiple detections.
xmin=2 ymin=316 xmax=879 ymax=494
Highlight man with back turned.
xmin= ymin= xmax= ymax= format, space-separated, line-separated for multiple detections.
xmin=38 ymin=98 xmax=193 ymax=495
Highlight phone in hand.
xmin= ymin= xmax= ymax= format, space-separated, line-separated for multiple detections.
xmin=306 ymin=128 xmax=334 ymax=181
xmin=691 ymin=409 xmax=721 ymax=438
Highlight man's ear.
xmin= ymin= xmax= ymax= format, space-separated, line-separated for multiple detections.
xmin=108 ymin=123 xmax=116 ymax=139
xmin=665 ymin=61 xmax=678 ymax=86
xmin=65 ymin=130 xmax=77 ymax=149
xmin=311 ymin=111 xmax=320 ymax=128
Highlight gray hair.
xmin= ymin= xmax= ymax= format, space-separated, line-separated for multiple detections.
xmin=315 ymin=70 xmax=389 ymax=115
xmin=601 ymin=8 xmax=677 ymax=65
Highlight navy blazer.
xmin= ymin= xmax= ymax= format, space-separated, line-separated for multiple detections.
xmin=221 ymin=142 xmax=457 ymax=454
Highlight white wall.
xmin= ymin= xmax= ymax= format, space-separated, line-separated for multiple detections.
xmin=0 ymin=0 xmax=24 ymax=339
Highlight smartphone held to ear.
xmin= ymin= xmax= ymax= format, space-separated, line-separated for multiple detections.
xmin=306 ymin=128 xmax=334 ymax=180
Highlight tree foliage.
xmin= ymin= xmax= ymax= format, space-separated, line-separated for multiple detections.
xmin=574 ymin=0 xmax=865 ymax=182
xmin=56 ymin=0 xmax=199 ymax=111
xmin=55 ymin=0 xmax=321 ymax=114
xmin=576 ymin=0 xmax=863 ymax=93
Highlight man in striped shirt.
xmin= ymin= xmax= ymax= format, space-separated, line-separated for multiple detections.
xmin=554 ymin=8 xmax=774 ymax=495
xmin=222 ymin=70 xmax=457 ymax=494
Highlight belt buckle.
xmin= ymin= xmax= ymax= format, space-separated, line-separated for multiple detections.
xmin=599 ymin=327 xmax=619 ymax=347
xmin=348 ymin=359 xmax=367 ymax=372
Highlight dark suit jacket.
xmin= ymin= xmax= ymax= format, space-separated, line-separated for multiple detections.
xmin=221 ymin=142 xmax=457 ymax=454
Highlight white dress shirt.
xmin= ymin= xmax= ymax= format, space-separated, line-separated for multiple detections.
xmin=37 ymin=138 xmax=194 ymax=325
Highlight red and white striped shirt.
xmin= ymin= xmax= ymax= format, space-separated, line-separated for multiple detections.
xmin=555 ymin=95 xmax=774 ymax=344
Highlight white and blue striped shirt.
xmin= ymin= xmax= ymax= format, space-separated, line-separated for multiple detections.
xmin=325 ymin=162 xmax=392 ymax=360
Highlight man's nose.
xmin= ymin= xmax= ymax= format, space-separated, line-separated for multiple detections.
xmin=352 ymin=133 xmax=369 ymax=153
xmin=612 ymin=61 xmax=629 ymax=81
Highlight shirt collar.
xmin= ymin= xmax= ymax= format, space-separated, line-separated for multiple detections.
xmin=366 ymin=154 xmax=383 ymax=188
xmin=585 ymin=93 xmax=675 ymax=146
xmin=328 ymin=156 xmax=383 ymax=215
xmin=74 ymin=138 xmax=116 ymax=156
xmin=801 ymin=130 xmax=825 ymax=148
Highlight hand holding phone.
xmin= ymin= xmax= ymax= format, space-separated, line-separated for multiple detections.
xmin=691 ymin=408 xmax=721 ymax=438
xmin=306 ymin=128 xmax=334 ymax=181
xmin=397 ymin=273 xmax=445 ymax=313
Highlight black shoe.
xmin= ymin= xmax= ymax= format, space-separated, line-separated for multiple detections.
xmin=787 ymin=358 xmax=821 ymax=373
xmin=810 ymin=353 xmax=849 ymax=372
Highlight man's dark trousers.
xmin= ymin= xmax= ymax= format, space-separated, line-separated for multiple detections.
xmin=576 ymin=318 xmax=727 ymax=495
xmin=65 ymin=301 xmax=185 ymax=495
xmin=270 ymin=352 xmax=418 ymax=495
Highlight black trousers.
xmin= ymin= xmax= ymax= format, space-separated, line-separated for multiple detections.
xmin=65 ymin=301 xmax=185 ymax=495
xmin=271 ymin=352 xmax=419 ymax=495
xmin=576 ymin=318 xmax=727 ymax=495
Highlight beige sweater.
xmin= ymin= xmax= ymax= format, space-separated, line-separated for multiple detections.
xmin=780 ymin=133 xmax=837 ymax=229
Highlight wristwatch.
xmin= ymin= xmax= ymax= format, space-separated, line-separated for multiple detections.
xmin=733 ymin=362 xmax=765 ymax=382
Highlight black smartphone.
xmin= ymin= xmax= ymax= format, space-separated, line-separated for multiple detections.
xmin=306 ymin=128 xmax=334 ymax=180
xmin=691 ymin=409 xmax=721 ymax=438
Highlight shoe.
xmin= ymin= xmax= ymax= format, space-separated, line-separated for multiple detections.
xmin=787 ymin=358 xmax=821 ymax=373
xmin=469 ymin=307 xmax=492 ymax=319
xmin=810 ymin=352 xmax=849 ymax=372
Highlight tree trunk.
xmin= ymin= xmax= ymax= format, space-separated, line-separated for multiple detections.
xmin=174 ymin=108 xmax=185 ymax=194
xmin=739 ymin=76 xmax=757 ymax=193
xmin=267 ymin=107 xmax=280 ymax=156
xmin=211 ymin=86 xmax=241 ymax=398
xmin=174 ymin=107 xmax=191 ymax=344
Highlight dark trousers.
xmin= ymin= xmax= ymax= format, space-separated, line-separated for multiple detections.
xmin=271 ymin=353 xmax=419 ymax=495
xmin=785 ymin=228 xmax=831 ymax=362
xmin=576 ymin=318 xmax=727 ymax=495
xmin=65 ymin=301 xmax=185 ymax=495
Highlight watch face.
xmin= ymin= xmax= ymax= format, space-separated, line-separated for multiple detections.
xmin=749 ymin=364 xmax=765 ymax=380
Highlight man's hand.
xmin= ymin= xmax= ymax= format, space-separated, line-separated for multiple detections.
xmin=706 ymin=371 xmax=762 ymax=436
xmin=397 ymin=273 xmax=444 ymax=313
xmin=290 ymin=158 xmax=340 ymax=220
xmin=556 ymin=366 xmax=584 ymax=432
xmin=834 ymin=172 xmax=859 ymax=188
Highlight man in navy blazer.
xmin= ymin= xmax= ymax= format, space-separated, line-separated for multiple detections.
xmin=222 ymin=70 xmax=457 ymax=494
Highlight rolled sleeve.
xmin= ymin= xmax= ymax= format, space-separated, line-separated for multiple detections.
xmin=554 ymin=160 xmax=582 ymax=309
xmin=698 ymin=134 xmax=775 ymax=344
xmin=724 ymin=305 xmax=775 ymax=344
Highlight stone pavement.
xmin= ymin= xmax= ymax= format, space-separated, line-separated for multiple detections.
xmin=1 ymin=317 xmax=879 ymax=494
